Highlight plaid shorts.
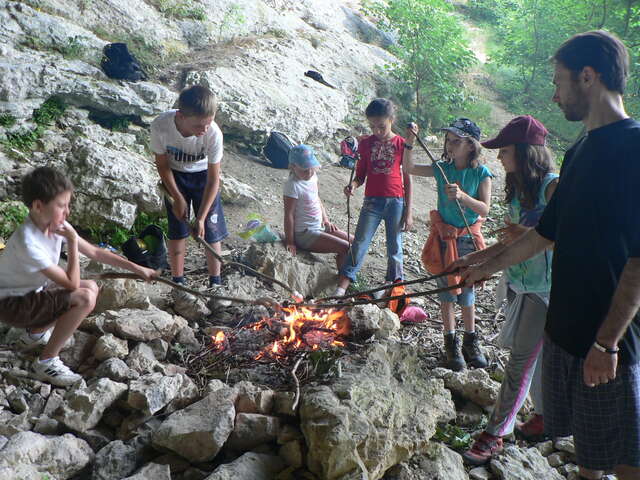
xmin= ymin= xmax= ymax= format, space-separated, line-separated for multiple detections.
xmin=0 ymin=287 xmax=71 ymax=329
xmin=542 ymin=336 xmax=640 ymax=470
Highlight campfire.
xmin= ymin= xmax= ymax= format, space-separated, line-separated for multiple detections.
xmin=210 ymin=305 xmax=351 ymax=362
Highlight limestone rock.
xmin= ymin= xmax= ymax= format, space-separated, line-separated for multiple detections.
xmin=94 ymin=333 xmax=129 ymax=361
xmin=234 ymin=381 xmax=275 ymax=414
xmin=0 ymin=431 xmax=93 ymax=479
xmin=94 ymin=279 xmax=145 ymax=314
xmin=95 ymin=357 xmax=140 ymax=382
xmin=442 ymin=368 xmax=500 ymax=407
xmin=300 ymin=342 xmax=455 ymax=480
xmin=279 ymin=440 xmax=303 ymax=469
xmin=92 ymin=440 xmax=138 ymax=480
xmin=152 ymin=386 xmax=237 ymax=463
xmin=100 ymin=306 xmax=187 ymax=342
xmin=384 ymin=442 xmax=468 ymax=480
xmin=469 ymin=466 xmax=491 ymax=480
xmin=127 ymin=372 xmax=198 ymax=415
xmin=348 ymin=304 xmax=401 ymax=341
xmin=226 ymin=413 xmax=280 ymax=450
xmin=55 ymin=378 xmax=128 ymax=432
xmin=123 ymin=463 xmax=171 ymax=480
xmin=490 ymin=445 xmax=564 ymax=480
xmin=554 ymin=436 xmax=575 ymax=454
xmin=245 ymin=243 xmax=337 ymax=297
xmin=59 ymin=330 xmax=98 ymax=371
xmin=203 ymin=452 xmax=284 ymax=480
xmin=220 ymin=175 xmax=260 ymax=205
xmin=172 ymin=293 xmax=211 ymax=322
xmin=126 ymin=343 xmax=161 ymax=375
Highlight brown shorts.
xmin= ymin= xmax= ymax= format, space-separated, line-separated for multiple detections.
xmin=0 ymin=288 xmax=71 ymax=329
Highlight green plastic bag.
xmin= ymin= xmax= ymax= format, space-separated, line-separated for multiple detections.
xmin=238 ymin=214 xmax=279 ymax=243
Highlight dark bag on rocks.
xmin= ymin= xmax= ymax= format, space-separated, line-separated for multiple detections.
xmin=122 ymin=225 xmax=168 ymax=270
xmin=263 ymin=131 xmax=294 ymax=169
xmin=101 ymin=43 xmax=148 ymax=82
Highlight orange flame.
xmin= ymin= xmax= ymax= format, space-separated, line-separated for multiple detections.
xmin=253 ymin=306 xmax=350 ymax=360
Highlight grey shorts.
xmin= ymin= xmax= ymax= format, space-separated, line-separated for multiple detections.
xmin=294 ymin=228 xmax=323 ymax=250
xmin=436 ymin=236 xmax=475 ymax=306
xmin=542 ymin=336 xmax=640 ymax=470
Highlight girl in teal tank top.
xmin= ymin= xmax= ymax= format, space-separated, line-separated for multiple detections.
xmin=449 ymin=115 xmax=559 ymax=466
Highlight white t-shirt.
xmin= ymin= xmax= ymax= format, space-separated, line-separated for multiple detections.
xmin=150 ymin=110 xmax=224 ymax=173
xmin=0 ymin=216 xmax=64 ymax=300
xmin=283 ymin=173 xmax=323 ymax=233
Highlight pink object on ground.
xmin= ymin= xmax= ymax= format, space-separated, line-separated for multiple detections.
xmin=400 ymin=305 xmax=429 ymax=324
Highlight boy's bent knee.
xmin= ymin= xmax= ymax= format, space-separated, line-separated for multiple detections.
xmin=71 ymin=287 xmax=97 ymax=310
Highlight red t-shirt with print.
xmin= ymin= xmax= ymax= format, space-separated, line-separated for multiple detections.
xmin=355 ymin=134 xmax=405 ymax=197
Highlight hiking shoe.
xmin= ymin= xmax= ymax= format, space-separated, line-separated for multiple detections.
xmin=462 ymin=432 xmax=504 ymax=466
xmin=444 ymin=332 xmax=465 ymax=371
xmin=16 ymin=329 xmax=51 ymax=351
xmin=515 ymin=414 xmax=547 ymax=441
xmin=462 ymin=331 xmax=488 ymax=368
xmin=32 ymin=357 xmax=82 ymax=387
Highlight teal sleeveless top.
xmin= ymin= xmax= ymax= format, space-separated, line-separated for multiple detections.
xmin=506 ymin=173 xmax=558 ymax=294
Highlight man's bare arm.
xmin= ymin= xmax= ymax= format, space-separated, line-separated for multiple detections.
xmin=597 ymin=257 xmax=640 ymax=349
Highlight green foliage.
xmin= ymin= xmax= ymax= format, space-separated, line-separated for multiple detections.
xmin=22 ymin=34 xmax=86 ymax=59
xmin=218 ymin=3 xmax=246 ymax=42
xmin=157 ymin=0 xmax=206 ymax=21
xmin=347 ymin=273 xmax=370 ymax=294
xmin=471 ymin=0 xmax=640 ymax=151
xmin=0 ymin=202 xmax=29 ymax=239
xmin=1 ymin=98 xmax=67 ymax=157
xmin=433 ymin=423 xmax=473 ymax=450
xmin=0 ymin=114 xmax=16 ymax=128
xmin=88 ymin=110 xmax=133 ymax=132
xmin=85 ymin=211 xmax=168 ymax=249
xmin=59 ymin=35 xmax=87 ymax=59
xmin=362 ymin=0 xmax=476 ymax=129
xmin=33 ymin=97 xmax=66 ymax=127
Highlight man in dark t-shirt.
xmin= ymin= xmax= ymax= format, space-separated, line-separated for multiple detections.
xmin=462 ymin=31 xmax=640 ymax=480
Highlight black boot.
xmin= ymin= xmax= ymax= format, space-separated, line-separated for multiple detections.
xmin=444 ymin=332 xmax=465 ymax=371
xmin=462 ymin=331 xmax=488 ymax=368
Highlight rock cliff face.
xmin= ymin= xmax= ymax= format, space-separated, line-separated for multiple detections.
xmin=0 ymin=0 xmax=394 ymax=227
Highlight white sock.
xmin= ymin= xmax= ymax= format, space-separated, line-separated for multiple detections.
xmin=445 ymin=330 xmax=455 ymax=336
xmin=28 ymin=331 xmax=46 ymax=340
xmin=38 ymin=357 xmax=56 ymax=364
xmin=334 ymin=287 xmax=346 ymax=297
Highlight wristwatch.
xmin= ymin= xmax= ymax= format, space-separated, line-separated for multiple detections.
xmin=404 ymin=143 xmax=414 ymax=150
xmin=593 ymin=341 xmax=619 ymax=354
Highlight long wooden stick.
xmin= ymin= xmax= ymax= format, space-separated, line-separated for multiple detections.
xmin=158 ymin=182 xmax=297 ymax=295
xmin=92 ymin=272 xmax=254 ymax=304
xmin=315 ymin=268 xmax=459 ymax=302
xmin=409 ymin=130 xmax=479 ymax=251
xmin=295 ymin=282 xmax=465 ymax=309
xmin=192 ymin=235 xmax=297 ymax=295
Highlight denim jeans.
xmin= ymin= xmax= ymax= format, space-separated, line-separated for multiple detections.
xmin=340 ymin=196 xmax=404 ymax=282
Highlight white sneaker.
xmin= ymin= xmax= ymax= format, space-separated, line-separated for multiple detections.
xmin=16 ymin=329 xmax=51 ymax=351
xmin=32 ymin=357 xmax=82 ymax=387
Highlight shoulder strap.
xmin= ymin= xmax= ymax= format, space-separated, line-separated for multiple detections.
xmin=538 ymin=173 xmax=559 ymax=206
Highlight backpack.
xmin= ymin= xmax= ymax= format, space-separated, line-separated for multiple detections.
xmin=263 ymin=131 xmax=294 ymax=169
xmin=386 ymin=284 xmax=410 ymax=316
xmin=121 ymin=225 xmax=169 ymax=270
xmin=101 ymin=43 xmax=148 ymax=82
xmin=339 ymin=136 xmax=358 ymax=169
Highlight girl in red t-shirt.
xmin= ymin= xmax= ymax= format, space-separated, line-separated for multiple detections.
xmin=333 ymin=98 xmax=413 ymax=297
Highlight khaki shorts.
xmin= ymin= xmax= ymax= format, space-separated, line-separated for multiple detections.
xmin=0 ymin=287 xmax=71 ymax=329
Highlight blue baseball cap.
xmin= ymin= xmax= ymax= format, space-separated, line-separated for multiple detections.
xmin=288 ymin=144 xmax=320 ymax=169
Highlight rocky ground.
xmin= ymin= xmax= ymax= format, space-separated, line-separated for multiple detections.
xmin=0 ymin=0 xmax=593 ymax=479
